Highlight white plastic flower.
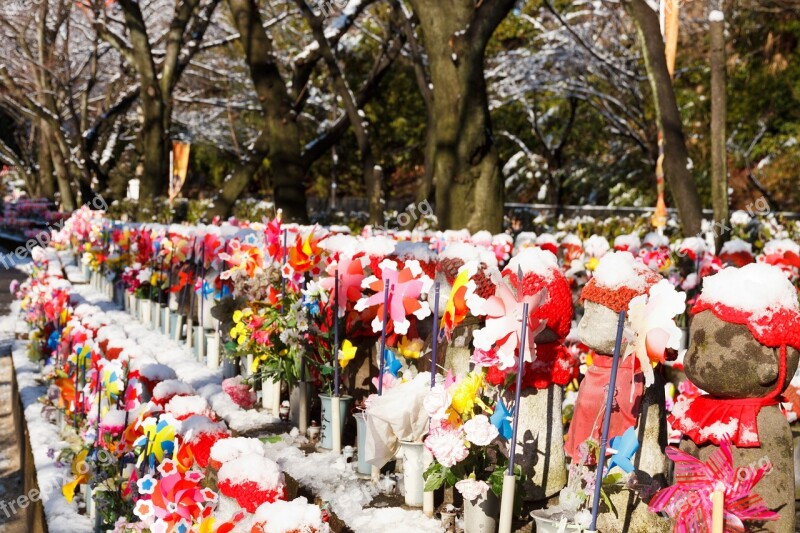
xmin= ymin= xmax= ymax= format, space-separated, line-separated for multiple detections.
xmin=625 ymin=279 xmax=686 ymax=386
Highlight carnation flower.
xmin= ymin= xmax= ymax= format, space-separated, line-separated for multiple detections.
xmin=450 ymin=372 xmax=484 ymax=416
xmin=423 ymin=384 xmax=452 ymax=423
xmin=455 ymin=478 xmax=489 ymax=501
xmin=424 ymin=425 xmax=468 ymax=467
xmin=463 ymin=414 xmax=499 ymax=446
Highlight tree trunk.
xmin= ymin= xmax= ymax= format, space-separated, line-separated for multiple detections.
xmin=625 ymin=0 xmax=704 ymax=237
xmin=407 ymin=0 xmax=513 ymax=233
xmin=227 ymin=0 xmax=308 ymax=223
xmin=38 ymin=125 xmax=56 ymax=199
xmin=710 ymin=8 xmax=729 ymax=252
xmin=43 ymin=124 xmax=76 ymax=211
xmin=139 ymin=94 xmax=168 ymax=216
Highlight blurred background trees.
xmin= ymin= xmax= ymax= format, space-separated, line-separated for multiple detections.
xmin=0 ymin=0 xmax=798 ymax=233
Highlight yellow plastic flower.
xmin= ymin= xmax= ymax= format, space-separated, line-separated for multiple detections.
xmin=338 ymin=339 xmax=357 ymax=369
xmin=397 ymin=336 xmax=424 ymax=360
xmin=451 ymin=372 xmax=484 ymax=416
xmin=585 ymin=257 xmax=600 ymax=271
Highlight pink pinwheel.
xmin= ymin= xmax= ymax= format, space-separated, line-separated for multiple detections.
xmin=319 ymin=254 xmax=367 ymax=316
xmin=470 ymin=272 xmax=547 ymax=370
xmin=355 ymin=259 xmax=432 ymax=336
xmin=649 ymin=441 xmax=778 ymax=533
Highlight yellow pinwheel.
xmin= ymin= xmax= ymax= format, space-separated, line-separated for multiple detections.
xmin=338 ymin=340 xmax=357 ymax=369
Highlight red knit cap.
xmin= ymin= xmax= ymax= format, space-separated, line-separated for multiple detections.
xmin=503 ymin=248 xmax=573 ymax=340
xmin=580 ymin=252 xmax=661 ymax=313
xmin=691 ymin=263 xmax=800 ymax=353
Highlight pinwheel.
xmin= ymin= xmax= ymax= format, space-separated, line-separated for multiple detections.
xmin=355 ymin=259 xmax=432 ymax=336
xmin=62 ymin=448 xmax=90 ymax=503
xmin=383 ymin=348 xmax=402 ymax=377
xmin=338 ymin=339 xmax=357 ymax=369
xmin=607 ymin=426 xmax=639 ymax=474
xmin=489 ymin=400 xmax=513 ymax=440
xmin=263 ymin=216 xmax=283 ymax=260
xmin=284 ymin=226 xmax=326 ymax=279
xmin=134 ymin=415 xmax=177 ymax=467
xmin=470 ymin=272 xmax=547 ymax=370
xmin=440 ymin=261 xmax=481 ymax=340
xmin=320 ymin=254 xmax=366 ymax=316
xmin=102 ymin=360 xmax=125 ymax=404
xmin=219 ymin=240 xmax=264 ymax=279
xmin=625 ymin=279 xmax=686 ymax=386
xmin=649 ymin=441 xmax=778 ymax=532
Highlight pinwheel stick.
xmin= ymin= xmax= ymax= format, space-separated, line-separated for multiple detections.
xmin=333 ymin=271 xmax=340 ymax=398
xmin=281 ymin=228 xmax=288 ymax=313
xmin=589 ymin=310 xmax=627 ymax=532
xmin=499 ymin=302 xmax=529 ymax=533
xmin=377 ymin=283 xmax=391 ymax=396
xmin=712 ymin=490 xmax=724 ymax=533
xmin=430 ymin=282 xmax=440 ymax=390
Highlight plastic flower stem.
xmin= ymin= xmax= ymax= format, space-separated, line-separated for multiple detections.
xmin=508 ymin=302 xmax=529 ymax=475
xmin=334 ymin=270 xmax=340 ymax=398
xmin=589 ymin=310 xmax=627 ymax=531
xmin=95 ymin=366 xmax=103 ymax=446
xmin=377 ymin=283 xmax=391 ymax=396
xmin=198 ymin=242 xmax=208 ymax=329
xmin=430 ymin=282 xmax=440 ymax=390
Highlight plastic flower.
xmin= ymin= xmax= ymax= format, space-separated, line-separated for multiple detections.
xmin=625 ymin=279 xmax=686 ymax=386
xmin=424 ymin=424 xmax=468 ymax=467
xmin=463 ymin=414 xmax=499 ymax=446
xmin=397 ymin=336 xmax=424 ymax=359
xmin=450 ymin=372 xmax=484 ymax=417
xmin=137 ymin=474 xmax=157 ymax=495
xmin=455 ymin=478 xmax=490 ymax=501
xmin=338 ymin=339 xmax=357 ymax=369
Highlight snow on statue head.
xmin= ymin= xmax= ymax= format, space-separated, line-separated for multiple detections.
xmin=578 ymin=251 xmax=661 ymax=354
xmin=686 ymin=262 xmax=800 ymax=398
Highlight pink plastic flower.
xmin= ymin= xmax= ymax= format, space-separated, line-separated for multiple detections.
xmin=463 ymin=415 xmax=499 ymax=446
xmin=455 ymin=479 xmax=490 ymax=501
xmin=424 ymin=424 xmax=468 ymax=467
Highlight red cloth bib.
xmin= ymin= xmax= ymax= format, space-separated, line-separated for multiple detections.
xmin=668 ymin=395 xmax=778 ymax=448
xmin=565 ymin=355 xmax=644 ymax=463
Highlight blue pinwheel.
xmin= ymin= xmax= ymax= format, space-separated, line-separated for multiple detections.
xmin=608 ymin=426 xmax=639 ymax=474
xmin=47 ymin=329 xmax=61 ymax=351
xmin=490 ymin=400 xmax=513 ymax=440
xmin=383 ymin=348 xmax=402 ymax=377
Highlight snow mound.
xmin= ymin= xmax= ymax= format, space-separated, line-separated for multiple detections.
xmin=165 ymin=394 xmax=212 ymax=420
xmin=393 ymin=241 xmax=436 ymax=263
xmin=584 ymin=235 xmax=609 ymax=258
xmin=763 ymin=238 xmax=800 ymax=256
xmin=210 ymin=437 xmax=266 ymax=466
xmin=721 ymin=238 xmax=752 ymax=255
xmin=700 ymin=263 xmax=799 ymax=315
xmin=593 ymin=251 xmax=653 ymax=291
xmin=504 ymin=247 xmax=558 ymax=279
xmin=251 ymin=497 xmax=330 ymax=533
xmin=217 ymin=453 xmax=284 ymax=490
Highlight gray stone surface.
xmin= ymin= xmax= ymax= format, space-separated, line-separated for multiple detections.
xmin=575 ymin=301 xmax=671 ymax=533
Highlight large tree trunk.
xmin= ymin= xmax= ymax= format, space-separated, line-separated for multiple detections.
xmin=43 ymin=124 xmax=76 ymax=210
xmin=625 ymin=0 xmax=704 ymax=237
xmin=228 ymin=0 xmax=308 ymax=223
xmin=710 ymin=8 xmax=729 ymax=252
xmin=38 ymin=126 xmax=56 ymax=199
xmin=407 ymin=0 xmax=514 ymax=233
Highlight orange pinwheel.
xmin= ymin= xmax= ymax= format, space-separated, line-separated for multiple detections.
xmin=441 ymin=262 xmax=479 ymax=340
